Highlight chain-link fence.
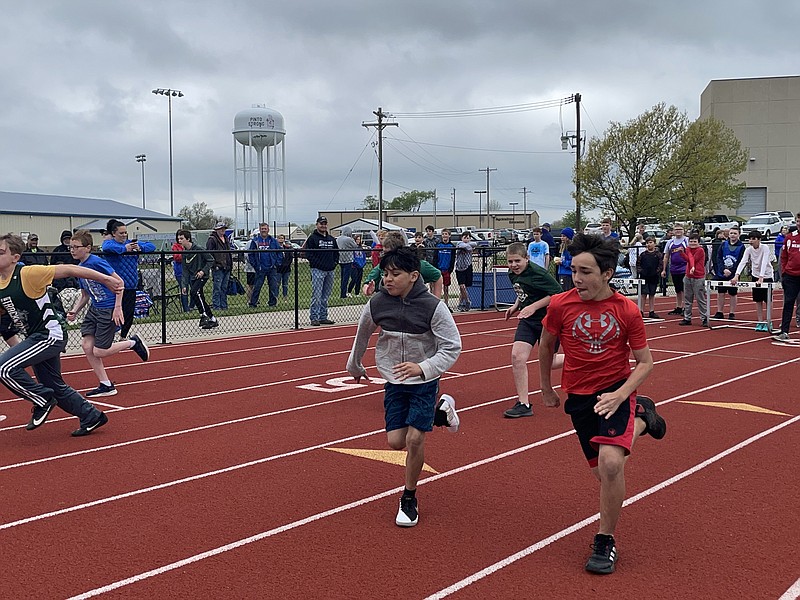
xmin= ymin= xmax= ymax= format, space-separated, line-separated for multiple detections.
xmin=12 ymin=241 xmax=716 ymax=353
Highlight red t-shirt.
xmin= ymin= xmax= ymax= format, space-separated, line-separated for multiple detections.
xmin=543 ymin=288 xmax=648 ymax=394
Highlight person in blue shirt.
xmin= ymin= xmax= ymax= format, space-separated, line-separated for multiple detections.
xmin=66 ymin=230 xmax=150 ymax=398
xmin=101 ymin=219 xmax=155 ymax=338
xmin=347 ymin=233 xmax=367 ymax=296
xmin=555 ymin=227 xmax=575 ymax=290
xmin=435 ymin=229 xmax=457 ymax=310
xmin=247 ymin=222 xmax=281 ymax=308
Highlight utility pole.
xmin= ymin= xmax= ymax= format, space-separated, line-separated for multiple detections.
xmin=432 ymin=188 xmax=437 ymax=229
xmin=574 ymin=93 xmax=582 ymax=230
xmin=479 ymin=167 xmax=497 ymax=228
xmin=519 ymin=186 xmax=531 ymax=229
xmin=362 ymin=107 xmax=397 ymax=229
xmin=452 ymin=188 xmax=457 ymax=226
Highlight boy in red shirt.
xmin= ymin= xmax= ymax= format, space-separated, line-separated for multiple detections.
xmin=539 ymin=233 xmax=666 ymax=575
xmin=678 ymin=232 xmax=708 ymax=327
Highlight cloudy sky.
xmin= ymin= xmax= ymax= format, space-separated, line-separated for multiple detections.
xmin=1 ymin=1 xmax=798 ymax=228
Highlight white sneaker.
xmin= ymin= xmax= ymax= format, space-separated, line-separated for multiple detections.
xmin=438 ymin=394 xmax=460 ymax=433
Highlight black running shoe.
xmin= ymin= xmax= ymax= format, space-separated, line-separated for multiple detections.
xmin=668 ymin=307 xmax=682 ymax=315
xmin=678 ymin=319 xmax=692 ymax=326
xmin=130 ymin=334 xmax=150 ymax=362
xmin=395 ymin=495 xmax=418 ymax=527
xmin=320 ymin=319 xmax=335 ymax=325
xmin=26 ymin=397 xmax=58 ymax=430
xmin=712 ymin=312 xmax=724 ymax=319
xmin=648 ymin=311 xmax=659 ymax=319
xmin=585 ymin=533 xmax=618 ymax=574
xmin=86 ymin=382 xmax=117 ymax=397
xmin=636 ymin=395 xmax=666 ymax=439
xmin=504 ymin=401 xmax=533 ymax=418
xmin=71 ymin=412 xmax=108 ymax=437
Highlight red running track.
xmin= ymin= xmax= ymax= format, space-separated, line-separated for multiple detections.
xmin=0 ymin=298 xmax=799 ymax=599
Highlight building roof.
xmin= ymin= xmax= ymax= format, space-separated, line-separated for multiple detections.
xmin=76 ymin=218 xmax=157 ymax=232
xmin=0 ymin=190 xmax=181 ymax=221
xmin=330 ymin=218 xmax=405 ymax=232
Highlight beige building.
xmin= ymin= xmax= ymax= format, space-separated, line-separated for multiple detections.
xmin=318 ymin=209 xmax=539 ymax=232
xmin=700 ymin=75 xmax=800 ymax=215
xmin=0 ymin=190 xmax=181 ymax=248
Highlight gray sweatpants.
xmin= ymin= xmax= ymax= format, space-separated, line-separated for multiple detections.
xmin=683 ymin=277 xmax=708 ymax=321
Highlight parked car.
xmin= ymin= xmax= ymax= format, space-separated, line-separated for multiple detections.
xmin=752 ymin=211 xmax=796 ymax=226
xmin=693 ymin=214 xmax=739 ymax=236
xmin=493 ymin=229 xmax=517 ymax=244
xmin=741 ymin=214 xmax=784 ymax=239
xmin=584 ymin=223 xmax=602 ymax=234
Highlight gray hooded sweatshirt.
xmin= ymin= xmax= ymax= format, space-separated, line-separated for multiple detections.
xmin=337 ymin=226 xmax=360 ymax=264
xmin=347 ymin=278 xmax=461 ymax=385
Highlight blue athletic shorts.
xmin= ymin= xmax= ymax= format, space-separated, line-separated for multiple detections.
xmin=384 ymin=380 xmax=439 ymax=433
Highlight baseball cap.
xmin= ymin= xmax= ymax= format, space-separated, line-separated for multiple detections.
xmin=29 ymin=234 xmax=39 ymax=240
xmin=213 ymin=221 xmax=227 ymax=230
xmin=316 ymin=216 xmax=328 ymax=224
xmin=543 ymin=223 xmax=551 ymax=228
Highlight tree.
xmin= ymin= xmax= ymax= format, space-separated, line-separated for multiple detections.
xmin=361 ymin=195 xmax=378 ymax=210
xmin=553 ymin=210 xmax=588 ymax=232
xmin=177 ymin=202 xmax=233 ymax=230
xmin=579 ymin=103 xmax=747 ymax=238
xmin=387 ymin=190 xmax=435 ymax=212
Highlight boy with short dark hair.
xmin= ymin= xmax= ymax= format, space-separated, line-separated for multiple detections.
xmin=637 ymin=236 xmax=663 ymax=318
xmin=730 ymin=230 xmax=774 ymax=331
xmin=0 ymin=233 xmax=123 ymax=436
xmin=347 ymin=248 xmax=461 ymax=527
xmin=455 ymin=231 xmax=477 ymax=311
xmin=66 ymin=230 xmax=150 ymax=398
xmin=503 ymin=242 xmax=564 ymax=418
xmin=678 ymin=232 xmax=708 ymax=327
xmin=539 ymin=233 xmax=666 ymax=575
xmin=436 ymin=229 xmax=456 ymax=310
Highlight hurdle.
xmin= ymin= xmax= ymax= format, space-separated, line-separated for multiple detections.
xmin=704 ymin=279 xmax=778 ymax=331
xmin=492 ymin=266 xmax=516 ymax=312
xmin=611 ymin=277 xmax=645 ymax=314
xmin=492 ymin=267 xmax=646 ymax=315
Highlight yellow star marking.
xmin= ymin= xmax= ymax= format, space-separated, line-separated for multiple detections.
xmin=679 ymin=401 xmax=790 ymax=416
xmin=325 ymin=448 xmax=439 ymax=473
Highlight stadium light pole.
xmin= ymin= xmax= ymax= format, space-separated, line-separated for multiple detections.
xmin=474 ymin=190 xmax=486 ymax=227
xmin=135 ymin=154 xmax=147 ymax=209
xmin=509 ymin=201 xmax=518 ymax=227
xmin=151 ymin=88 xmax=183 ymax=216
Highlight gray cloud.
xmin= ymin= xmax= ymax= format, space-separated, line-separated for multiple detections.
xmin=1 ymin=0 xmax=799 ymax=226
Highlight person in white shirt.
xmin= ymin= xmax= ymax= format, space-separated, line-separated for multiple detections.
xmin=730 ymin=230 xmax=774 ymax=331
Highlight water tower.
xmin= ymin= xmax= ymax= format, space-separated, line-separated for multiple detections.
xmin=233 ymin=105 xmax=286 ymax=234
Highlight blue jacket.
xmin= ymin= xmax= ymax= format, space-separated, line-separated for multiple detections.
xmin=101 ymin=239 xmax=156 ymax=289
xmin=248 ymin=235 xmax=281 ymax=271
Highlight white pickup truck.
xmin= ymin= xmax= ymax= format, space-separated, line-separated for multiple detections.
xmin=694 ymin=215 xmax=739 ymax=236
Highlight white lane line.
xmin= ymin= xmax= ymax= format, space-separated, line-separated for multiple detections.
xmin=426 ymin=413 xmax=800 ymax=599
xmin=0 ymin=327 xmax=517 ymax=406
xmin=779 ymin=577 xmax=800 ymax=600
xmin=6 ymin=353 xmax=799 ymax=534
xmin=68 ymin=413 xmax=800 ymax=600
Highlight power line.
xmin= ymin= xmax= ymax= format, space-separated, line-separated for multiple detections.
xmin=390 ymin=96 xmax=573 ymax=119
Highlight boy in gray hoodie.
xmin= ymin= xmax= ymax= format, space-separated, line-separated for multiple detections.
xmin=347 ymin=248 xmax=461 ymax=527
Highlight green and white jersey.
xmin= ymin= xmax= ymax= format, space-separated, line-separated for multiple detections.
xmin=0 ymin=264 xmax=64 ymax=340
xmin=508 ymin=262 xmax=563 ymax=321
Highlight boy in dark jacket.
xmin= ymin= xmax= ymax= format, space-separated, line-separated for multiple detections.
xmin=637 ymin=236 xmax=663 ymax=318
xmin=179 ymin=230 xmax=218 ymax=329
xmin=247 ymin=223 xmax=281 ymax=308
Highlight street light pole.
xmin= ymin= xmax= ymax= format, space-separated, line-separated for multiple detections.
xmin=509 ymin=202 xmax=518 ymax=226
xmin=135 ymin=154 xmax=147 ymax=209
xmin=152 ymin=88 xmax=183 ymax=216
xmin=474 ymin=190 xmax=486 ymax=227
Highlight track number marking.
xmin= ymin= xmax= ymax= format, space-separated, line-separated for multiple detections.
xmin=298 ymin=376 xmax=387 ymax=393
